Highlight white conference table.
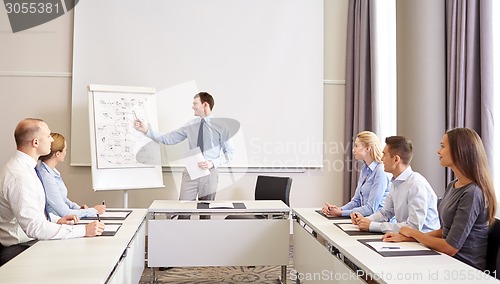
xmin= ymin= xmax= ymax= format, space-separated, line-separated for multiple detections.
xmin=292 ymin=208 xmax=500 ymax=283
xmin=147 ymin=200 xmax=291 ymax=283
xmin=0 ymin=209 xmax=147 ymax=284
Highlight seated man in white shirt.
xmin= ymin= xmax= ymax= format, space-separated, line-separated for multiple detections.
xmin=0 ymin=118 xmax=105 ymax=266
xmin=351 ymin=136 xmax=440 ymax=233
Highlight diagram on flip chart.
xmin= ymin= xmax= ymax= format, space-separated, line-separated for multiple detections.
xmin=92 ymin=92 xmax=160 ymax=169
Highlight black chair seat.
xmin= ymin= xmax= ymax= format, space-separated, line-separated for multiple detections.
xmin=225 ymin=175 xmax=292 ymax=220
xmin=486 ymin=218 xmax=500 ymax=278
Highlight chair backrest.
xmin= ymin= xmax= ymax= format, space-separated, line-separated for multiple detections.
xmin=254 ymin=175 xmax=292 ymax=206
xmin=486 ymin=218 xmax=500 ymax=278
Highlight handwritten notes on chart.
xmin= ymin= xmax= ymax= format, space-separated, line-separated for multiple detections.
xmin=93 ymin=92 xmax=160 ymax=169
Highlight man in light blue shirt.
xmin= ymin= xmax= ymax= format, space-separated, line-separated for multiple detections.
xmin=352 ymin=136 xmax=440 ymax=233
xmin=135 ymin=92 xmax=235 ymax=210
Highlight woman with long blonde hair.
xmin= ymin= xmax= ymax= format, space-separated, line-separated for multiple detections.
xmin=322 ymin=131 xmax=389 ymax=217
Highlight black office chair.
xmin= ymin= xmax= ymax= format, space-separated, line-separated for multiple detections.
xmin=486 ymin=218 xmax=500 ymax=279
xmin=225 ymin=175 xmax=292 ymax=219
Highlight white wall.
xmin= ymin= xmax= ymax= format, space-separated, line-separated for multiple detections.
xmin=0 ymin=1 xmax=349 ymax=209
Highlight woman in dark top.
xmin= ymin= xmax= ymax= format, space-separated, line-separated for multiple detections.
xmin=382 ymin=127 xmax=497 ymax=270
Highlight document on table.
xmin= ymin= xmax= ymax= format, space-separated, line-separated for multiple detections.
xmin=334 ymin=223 xmax=384 ymax=236
xmin=315 ymin=210 xmax=351 ymax=220
xmin=78 ymin=219 xmax=123 ymax=224
xmin=100 ymin=224 xmax=122 ymax=236
xmin=100 ymin=211 xmax=130 ymax=218
xmin=79 ymin=210 xmax=131 ymax=221
xmin=103 ymin=224 xmax=121 ymax=233
xmin=367 ymin=241 xmax=431 ymax=252
xmin=359 ymin=238 xmax=439 ymax=256
xmin=75 ymin=223 xmax=122 ymax=236
xmin=208 ymin=202 xmax=234 ymax=209
xmin=337 ymin=223 xmax=361 ymax=231
xmin=181 ymin=147 xmax=210 ymax=180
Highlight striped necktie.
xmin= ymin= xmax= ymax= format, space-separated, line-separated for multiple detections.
xmin=34 ymin=167 xmax=51 ymax=221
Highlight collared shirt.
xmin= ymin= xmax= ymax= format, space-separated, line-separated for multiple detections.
xmin=146 ymin=114 xmax=235 ymax=168
xmin=368 ymin=166 xmax=440 ymax=233
xmin=341 ymin=161 xmax=390 ymax=216
xmin=0 ymin=151 xmax=85 ymax=246
xmin=37 ymin=162 xmax=98 ymax=218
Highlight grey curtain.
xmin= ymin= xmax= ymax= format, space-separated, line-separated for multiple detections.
xmin=445 ymin=0 xmax=494 ymax=183
xmin=343 ymin=0 xmax=378 ymax=203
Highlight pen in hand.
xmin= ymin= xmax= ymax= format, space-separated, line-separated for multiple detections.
xmin=352 ymin=212 xmax=362 ymax=225
xmin=102 ymin=200 xmax=105 ymax=205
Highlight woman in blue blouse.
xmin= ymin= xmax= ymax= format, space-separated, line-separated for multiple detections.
xmin=322 ymin=131 xmax=390 ymax=217
xmin=38 ymin=133 xmax=106 ymax=218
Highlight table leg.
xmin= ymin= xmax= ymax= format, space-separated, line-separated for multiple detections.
xmin=150 ymin=267 xmax=157 ymax=284
xmin=280 ymin=265 xmax=287 ymax=284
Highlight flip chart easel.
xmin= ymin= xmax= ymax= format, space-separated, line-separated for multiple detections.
xmin=88 ymin=84 xmax=164 ymax=207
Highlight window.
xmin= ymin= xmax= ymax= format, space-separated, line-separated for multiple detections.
xmin=492 ymin=0 xmax=500 ymax=215
xmin=373 ymin=0 xmax=397 ymax=141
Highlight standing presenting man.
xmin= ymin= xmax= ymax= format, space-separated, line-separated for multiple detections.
xmin=135 ymin=92 xmax=234 ymax=218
